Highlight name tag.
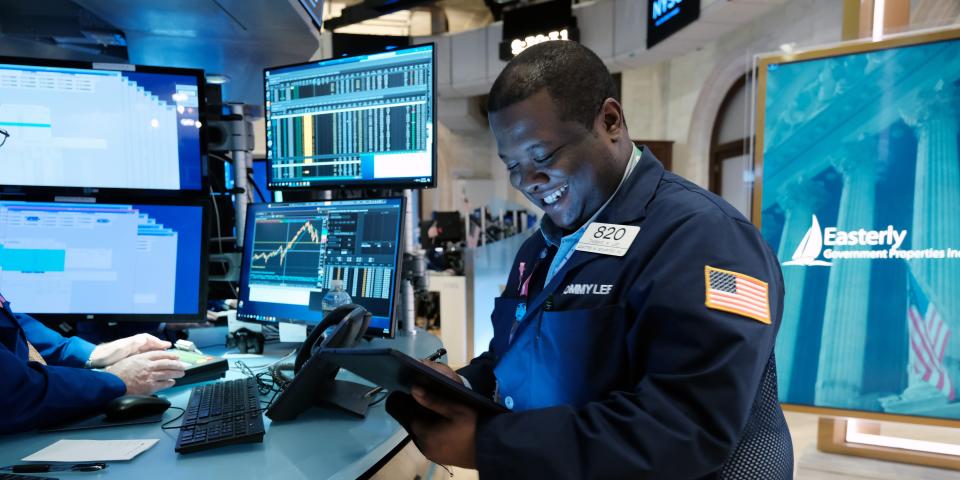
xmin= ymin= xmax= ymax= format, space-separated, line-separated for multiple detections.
xmin=575 ymin=222 xmax=640 ymax=257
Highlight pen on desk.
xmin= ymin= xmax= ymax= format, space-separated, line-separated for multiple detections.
xmin=363 ymin=348 xmax=448 ymax=398
xmin=426 ymin=348 xmax=447 ymax=362
xmin=3 ymin=462 xmax=108 ymax=473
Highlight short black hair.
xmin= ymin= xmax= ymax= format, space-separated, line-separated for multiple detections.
xmin=487 ymin=41 xmax=618 ymax=129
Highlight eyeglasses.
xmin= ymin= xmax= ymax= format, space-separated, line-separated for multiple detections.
xmin=0 ymin=128 xmax=8 ymax=148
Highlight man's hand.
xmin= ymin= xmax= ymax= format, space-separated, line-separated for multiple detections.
xmin=421 ymin=359 xmax=463 ymax=384
xmin=88 ymin=333 xmax=171 ymax=368
xmin=409 ymin=385 xmax=478 ymax=469
xmin=105 ymin=350 xmax=186 ymax=395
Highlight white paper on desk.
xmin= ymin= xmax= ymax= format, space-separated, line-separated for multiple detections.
xmin=23 ymin=439 xmax=158 ymax=462
xmin=279 ymin=322 xmax=307 ymax=342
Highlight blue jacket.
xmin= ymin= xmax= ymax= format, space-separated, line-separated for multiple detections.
xmin=458 ymin=148 xmax=793 ymax=479
xmin=0 ymin=297 xmax=126 ymax=433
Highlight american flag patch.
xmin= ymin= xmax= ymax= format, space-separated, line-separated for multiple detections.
xmin=705 ymin=266 xmax=770 ymax=324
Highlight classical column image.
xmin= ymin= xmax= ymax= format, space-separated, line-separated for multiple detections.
xmin=814 ymin=141 xmax=879 ymax=409
xmin=882 ymin=79 xmax=960 ymax=416
xmin=775 ymin=178 xmax=827 ymax=400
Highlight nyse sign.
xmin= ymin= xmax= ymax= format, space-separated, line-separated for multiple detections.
xmin=652 ymin=0 xmax=685 ymax=25
xmin=647 ymin=0 xmax=700 ymax=48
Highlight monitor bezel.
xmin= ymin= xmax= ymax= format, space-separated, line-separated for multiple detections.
xmin=753 ymin=26 xmax=960 ymax=429
xmin=0 ymin=55 xmax=208 ymax=198
xmin=262 ymin=43 xmax=437 ymax=191
xmin=237 ymin=197 xmax=405 ymax=338
xmin=0 ymin=194 xmax=210 ymax=323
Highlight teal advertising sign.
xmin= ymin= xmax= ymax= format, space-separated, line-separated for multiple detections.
xmin=757 ymin=31 xmax=960 ymax=422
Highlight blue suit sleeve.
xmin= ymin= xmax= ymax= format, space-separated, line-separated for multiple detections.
xmin=0 ymin=345 xmax=126 ymax=433
xmin=473 ymin=212 xmax=785 ymax=479
xmin=457 ymin=350 xmax=497 ymax=397
xmin=16 ymin=313 xmax=96 ymax=367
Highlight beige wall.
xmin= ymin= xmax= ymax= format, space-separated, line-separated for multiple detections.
xmin=428 ymin=0 xmax=960 ymax=217
xmin=432 ymin=1 xmax=846 ymax=213
xmin=622 ymin=0 xmax=845 ymax=187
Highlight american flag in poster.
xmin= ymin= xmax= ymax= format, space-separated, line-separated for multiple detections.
xmin=907 ymin=271 xmax=955 ymax=401
xmin=704 ymin=266 xmax=770 ymax=324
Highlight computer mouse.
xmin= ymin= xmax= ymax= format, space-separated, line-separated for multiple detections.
xmin=104 ymin=395 xmax=171 ymax=421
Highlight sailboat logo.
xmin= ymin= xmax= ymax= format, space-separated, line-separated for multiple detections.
xmin=782 ymin=215 xmax=833 ymax=266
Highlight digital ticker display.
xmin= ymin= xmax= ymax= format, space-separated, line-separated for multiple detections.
xmin=264 ymin=45 xmax=435 ymax=190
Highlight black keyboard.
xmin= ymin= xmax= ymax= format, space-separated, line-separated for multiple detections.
xmin=175 ymin=377 xmax=265 ymax=454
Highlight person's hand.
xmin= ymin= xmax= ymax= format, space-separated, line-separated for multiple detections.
xmin=105 ymin=350 xmax=186 ymax=395
xmin=409 ymin=385 xmax=478 ymax=469
xmin=421 ymin=360 xmax=464 ymax=384
xmin=88 ymin=333 xmax=171 ymax=368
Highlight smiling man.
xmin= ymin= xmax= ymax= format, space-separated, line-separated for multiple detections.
xmin=397 ymin=41 xmax=793 ymax=479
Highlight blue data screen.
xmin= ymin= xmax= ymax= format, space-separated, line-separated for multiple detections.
xmin=264 ymin=45 xmax=434 ymax=189
xmin=0 ymin=201 xmax=203 ymax=315
xmin=0 ymin=63 xmax=203 ymax=191
xmin=238 ymin=199 xmax=402 ymax=336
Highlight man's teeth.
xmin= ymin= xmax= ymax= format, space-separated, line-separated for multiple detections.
xmin=543 ymin=184 xmax=567 ymax=205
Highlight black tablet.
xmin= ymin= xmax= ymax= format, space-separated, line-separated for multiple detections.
xmin=320 ymin=348 xmax=509 ymax=415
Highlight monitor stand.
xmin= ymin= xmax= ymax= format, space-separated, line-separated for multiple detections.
xmin=315 ymin=379 xmax=373 ymax=417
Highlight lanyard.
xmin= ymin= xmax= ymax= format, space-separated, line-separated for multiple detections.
xmin=510 ymin=248 xmax=551 ymax=344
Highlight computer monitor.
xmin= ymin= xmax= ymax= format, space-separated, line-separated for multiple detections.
xmin=237 ymin=198 xmax=404 ymax=337
xmin=298 ymin=0 xmax=325 ymax=30
xmin=0 ymin=57 xmax=205 ymax=194
xmin=0 ymin=199 xmax=208 ymax=321
xmin=264 ymin=44 xmax=435 ymax=190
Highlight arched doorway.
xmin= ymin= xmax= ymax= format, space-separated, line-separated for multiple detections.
xmin=708 ymin=74 xmax=753 ymax=218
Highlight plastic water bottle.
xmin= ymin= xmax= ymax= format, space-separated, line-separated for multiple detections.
xmin=321 ymin=280 xmax=352 ymax=318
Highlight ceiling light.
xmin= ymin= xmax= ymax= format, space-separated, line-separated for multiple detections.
xmin=206 ymin=74 xmax=231 ymax=84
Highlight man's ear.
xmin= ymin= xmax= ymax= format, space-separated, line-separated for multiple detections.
xmin=597 ymin=98 xmax=625 ymax=141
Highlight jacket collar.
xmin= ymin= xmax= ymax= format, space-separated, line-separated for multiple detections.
xmin=594 ymin=145 xmax=664 ymax=225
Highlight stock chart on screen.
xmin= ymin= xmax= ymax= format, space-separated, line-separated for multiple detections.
xmin=238 ymin=199 xmax=403 ymax=336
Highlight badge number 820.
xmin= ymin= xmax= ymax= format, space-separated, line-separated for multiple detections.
xmin=576 ymin=222 xmax=641 ymax=257
xmin=593 ymin=225 xmax=629 ymax=240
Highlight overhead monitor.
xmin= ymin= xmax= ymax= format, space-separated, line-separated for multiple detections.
xmin=237 ymin=198 xmax=404 ymax=337
xmin=0 ymin=200 xmax=207 ymax=321
xmin=756 ymin=28 xmax=960 ymax=426
xmin=298 ymin=0 xmax=326 ymax=30
xmin=264 ymin=44 xmax=435 ymax=190
xmin=0 ymin=57 xmax=205 ymax=193
xmin=499 ymin=0 xmax=579 ymax=60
